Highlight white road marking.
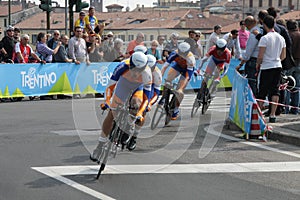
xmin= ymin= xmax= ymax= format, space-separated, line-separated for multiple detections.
xmin=205 ymin=123 xmax=300 ymax=159
xmin=32 ymin=161 xmax=300 ymax=199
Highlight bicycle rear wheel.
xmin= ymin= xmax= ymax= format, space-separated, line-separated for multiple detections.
xmin=165 ymin=94 xmax=176 ymax=125
xmin=151 ymin=104 xmax=166 ymax=130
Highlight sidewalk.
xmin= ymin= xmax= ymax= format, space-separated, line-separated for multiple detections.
xmin=225 ymin=114 xmax=300 ymax=147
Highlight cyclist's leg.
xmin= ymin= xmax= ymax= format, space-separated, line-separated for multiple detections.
xmin=160 ymin=67 xmax=180 ymax=105
xmin=208 ymin=64 xmax=222 ymax=98
xmin=90 ymin=109 xmax=113 ymax=162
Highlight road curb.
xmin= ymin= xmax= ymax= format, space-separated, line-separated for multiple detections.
xmin=224 ymin=118 xmax=300 ymax=147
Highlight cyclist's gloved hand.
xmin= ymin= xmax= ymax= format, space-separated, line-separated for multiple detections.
xmin=40 ymin=60 xmax=46 ymax=64
xmin=100 ymin=103 xmax=110 ymax=110
xmin=136 ymin=114 xmax=144 ymax=123
xmin=146 ymin=105 xmax=152 ymax=112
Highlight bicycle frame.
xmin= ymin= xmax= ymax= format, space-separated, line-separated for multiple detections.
xmin=151 ymin=80 xmax=178 ymax=129
xmin=96 ymin=99 xmax=137 ymax=179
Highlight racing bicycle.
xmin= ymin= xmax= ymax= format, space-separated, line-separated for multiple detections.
xmin=96 ymin=101 xmax=138 ymax=179
xmin=151 ymin=80 xmax=179 ymax=129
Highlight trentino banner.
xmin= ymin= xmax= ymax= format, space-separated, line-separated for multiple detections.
xmin=0 ymin=59 xmax=240 ymax=98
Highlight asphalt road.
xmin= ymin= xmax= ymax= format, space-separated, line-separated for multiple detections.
xmin=0 ymin=92 xmax=300 ymax=200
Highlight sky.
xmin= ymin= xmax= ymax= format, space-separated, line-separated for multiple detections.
xmin=30 ymin=0 xmax=157 ymax=11
xmin=30 ymin=0 xmax=190 ymax=12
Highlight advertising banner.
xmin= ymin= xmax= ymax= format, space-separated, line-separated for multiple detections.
xmin=0 ymin=59 xmax=240 ymax=98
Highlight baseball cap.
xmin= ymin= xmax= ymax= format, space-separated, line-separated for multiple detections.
xmin=107 ymin=31 xmax=113 ymax=36
xmin=6 ymin=25 xmax=14 ymax=31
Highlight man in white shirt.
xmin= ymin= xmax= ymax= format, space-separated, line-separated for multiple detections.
xmin=256 ymin=15 xmax=286 ymax=123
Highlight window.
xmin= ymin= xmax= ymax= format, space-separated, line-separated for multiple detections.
xmin=128 ymin=35 xmax=134 ymax=41
xmin=269 ymin=0 xmax=272 ymax=7
xmin=249 ymin=0 xmax=253 ymax=8
xmin=118 ymin=35 xmax=125 ymax=42
xmin=128 ymin=19 xmax=147 ymax=24
xmin=32 ymin=34 xmax=38 ymax=45
xmin=278 ymin=0 xmax=282 ymax=7
xmin=150 ymin=35 xmax=154 ymax=41
xmin=259 ymin=0 xmax=263 ymax=7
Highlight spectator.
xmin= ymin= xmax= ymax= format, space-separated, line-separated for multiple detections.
xmin=103 ymin=38 xmax=124 ymax=62
xmin=256 ymin=15 xmax=286 ymax=123
xmin=101 ymin=31 xmax=114 ymax=55
xmin=157 ymin=35 xmax=165 ymax=57
xmin=36 ymin=32 xmax=61 ymax=100
xmin=147 ymin=40 xmax=163 ymax=64
xmin=163 ymin=32 xmax=179 ymax=60
xmin=236 ymin=16 xmax=262 ymax=97
xmin=194 ymin=30 xmax=203 ymax=58
xmin=68 ymin=26 xmax=89 ymax=64
xmin=0 ymin=25 xmax=15 ymax=62
xmin=207 ymin=25 xmax=222 ymax=50
xmin=89 ymin=34 xmax=104 ymax=62
xmin=36 ymin=32 xmax=61 ymax=63
xmin=47 ymin=30 xmax=61 ymax=62
xmin=184 ymin=30 xmax=201 ymax=59
xmin=276 ymin=18 xmax=287 ymax=27
xmin=223 ymin=29 xmax=242 ymax=59
xmin=53 ymin=34 xmax=72 ymax=63
xmin=84 ymin=6 xmax=104 ymax=36
xmin=126 ymin=32 xmax=145 ymax=57
xmin=285 ymin=20 xmax=300 ymax=114
xmin=13 ymin=27 xmax=21 ymax=43
xmin=75 ymin=11 xmax=86 ymax=31
xmin=238 ymin=20 xmax=250 ymax=56
xmin=12 ymin=34 xmax=42 ymax=63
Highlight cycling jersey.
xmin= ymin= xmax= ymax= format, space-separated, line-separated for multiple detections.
xmin=105 ymin=59 xmax=152 ymax=113
xmin=84 ymin=15 xmax=98 ymax=32
xmin=165 ymin=50 xmax=196 ymax=79
xmin=204 ymin=46 xmax=231 ymax=75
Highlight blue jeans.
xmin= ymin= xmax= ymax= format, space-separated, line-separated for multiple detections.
xmin=284 ymin=66 xmax=300 ymax=114
xmin=245 ymin=58 xmax=258 ymax=97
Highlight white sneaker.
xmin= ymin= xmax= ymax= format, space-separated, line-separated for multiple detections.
xmin=90 ymin=141 xmax=106 ymax=162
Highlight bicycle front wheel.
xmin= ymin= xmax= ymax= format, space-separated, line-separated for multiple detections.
xmin=151 ymin=104 xmax=166 ymax=130
xmin=201 ymin=90 xmax=211 ymax=115
xmin=191 ymin=97 xmax=201 ymax=118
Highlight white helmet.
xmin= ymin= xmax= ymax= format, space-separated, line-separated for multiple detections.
xmin=146 ymin=55 xmax=157 ymax=68
xmin=178 ymin=42 xmax=190 ymax=55
xmin=130 ymin=52 xmax=148 ymax=69
xmin=134 ymin=45 xmax=147 ymax=54
xmin=216 ymin=38 xmax=227 ymax=50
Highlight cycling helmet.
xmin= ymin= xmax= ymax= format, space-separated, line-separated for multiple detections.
xmin=216 ymin=38 xmax=227 ymax=51
xmin=178 ymin=42 xmax=190 ymax=56
xmin=146 ymin=54 xmax=157 ymax=68
xmin=134 ymin=45 xmax=147 ymax=54
xmin=129 ymin=52 xmax=148 ymax=69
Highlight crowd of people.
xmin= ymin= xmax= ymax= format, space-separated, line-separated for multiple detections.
xmin=0 ymin=6 xmax=299 ymax=122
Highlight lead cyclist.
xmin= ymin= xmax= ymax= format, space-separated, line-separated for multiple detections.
xmin=90 ymin=52 xmax=152 ymax=162
xmin=196 ymin=38 xmax=231 ymax=98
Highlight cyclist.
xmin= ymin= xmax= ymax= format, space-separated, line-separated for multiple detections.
xmin=90 ymin=52 xmax=152 ymax=162
xmin=126 ymin=54 xmax=162 ymax=150
xmin=160 ymin=42 xmax=196 ymax=120
xmin=196 ymin=38 xmax=231 ymax=99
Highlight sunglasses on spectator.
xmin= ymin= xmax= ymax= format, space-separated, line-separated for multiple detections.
xmin=195 ymin=35 xmax=200 ymax=37
xmin=54 ymin=33 xmax=59 ymax=35
xmin=107 ymin=35 xmax=113 ymax=37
